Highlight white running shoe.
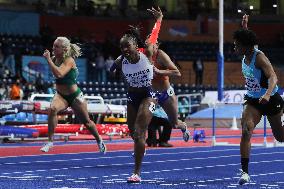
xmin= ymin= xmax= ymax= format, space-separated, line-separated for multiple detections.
xmin=238 ymin=169 xmax=250 ymax=185
xmin=127 ymin=174 xmax=141 ymax=183
xmin=182 ymin=128 xmax=191 ymax=142
xmin=98 ymin=141 xmax=107 ymax=154
xmin=40 ymin=142 xmax=53 ymax=152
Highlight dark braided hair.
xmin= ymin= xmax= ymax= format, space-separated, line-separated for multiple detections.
xmin=120 ymin=33 xmax=138 ymax=45
xmin=233 ymin=29 xmax=258 ymax=47
xmin=125 ymin=25 xmax=145 ymax=48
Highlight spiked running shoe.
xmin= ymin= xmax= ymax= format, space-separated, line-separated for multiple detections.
xmin=98 ymin=141 xmax=107 ymax=154
xmin=127 ymin=174 xmax=141 ymax=183
xmin=182 ymin=128 xmax=190 ymax=142
xmin=238 ymin=169 xmax=250 ymax=185
xmin=40 ymin=142 xmax=53 ymax=152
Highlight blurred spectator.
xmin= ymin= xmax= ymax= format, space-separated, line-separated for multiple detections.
xmin=9 ymin=79 xmax=23 ymax=100
xmin=2 ymin=43 xmax=15 ymax=76
xmin=0 ymin=83 xmax=8 ymax=100
xmin=146 ymin=105 xmax=173 ymax=147
xmin=193 ymin=57 xmax=204 ymax=86
xmin=0 ymin=48 xmax=5 ymax=78
xmin=35 ymin=73 xmax=45 ymax=93
xmin=95 ymin=51 xmax=106 ymax=82
xmin=178 ymin=97 xmax=190 ymax=121
xmin=24 ymin=83 xmax=35 ymax=99
xmin=118 ymin=0 xmax=128 ymax=17
xmin=13 ymin=71 xmax=27 ymax=86
xmin=105 ymin=55 xmax=115 ymax=81
xmin=47 ymin=83 xmax=56 ymax=94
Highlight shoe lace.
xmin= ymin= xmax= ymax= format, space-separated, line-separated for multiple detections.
xmin=238 ymin=169 xmax=245 ymax=176
xmin=130 ymin=174 xmax=140 ymax=180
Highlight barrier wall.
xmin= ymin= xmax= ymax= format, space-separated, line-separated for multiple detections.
xmin=40 ymin=15 xmax=149 ymax=41
xmin=174 ymin=61 xmax=284 ymax=87
xmin=0 ymin=10 xmax=283 ymax=44
xmin=0 ymin=10 xmax=39 ymax=36
xmin=158 ymin=20 xmax=239 ymax=42
xmin=22 ymin=56 xmax=87 ymax=82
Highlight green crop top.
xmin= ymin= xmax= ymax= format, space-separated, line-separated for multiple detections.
xmin=53 ymin=57 xmax=79 ymax=85
xmin=55 ymin=67 xmax=78 ymax=85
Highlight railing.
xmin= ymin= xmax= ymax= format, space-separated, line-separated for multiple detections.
xmin=177 ymin=93 xmax=203 ymax=114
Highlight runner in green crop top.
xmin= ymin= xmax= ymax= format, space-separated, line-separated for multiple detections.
xmin=41 ymin=36 xmax=106 ymax=154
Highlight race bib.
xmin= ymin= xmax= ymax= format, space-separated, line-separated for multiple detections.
xmin=148 ymin=102 xmax=156 ymax=113
xmin=245 ymin=77 xmax=261 ymax=92
xmin=167 ymin=87 xmax=175 ymax=97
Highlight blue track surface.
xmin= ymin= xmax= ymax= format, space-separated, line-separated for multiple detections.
xmin=1 ymin=146 xmax=284 ymax=189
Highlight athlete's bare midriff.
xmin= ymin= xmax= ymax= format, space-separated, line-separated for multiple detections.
xmin=56 ymin=84 xmax=78 ymax=95
xmin=152 ymin=80 xmax=170 ymax=92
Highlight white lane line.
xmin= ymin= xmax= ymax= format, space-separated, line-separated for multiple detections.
xmin=0 ymin=146 xmax=277 ymax=167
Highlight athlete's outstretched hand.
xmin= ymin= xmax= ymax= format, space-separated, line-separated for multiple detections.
xmin=147 ymin=6 xmax=163 ymax=21
xmin=242 ymin=14 xmax=249 ymax=30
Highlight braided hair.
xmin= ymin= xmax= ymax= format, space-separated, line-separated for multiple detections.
xmin=124 ymin=25 xmax=145 ymax=48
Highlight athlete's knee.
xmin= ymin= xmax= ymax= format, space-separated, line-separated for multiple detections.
xmin=132 ymin=130 xmax=146 ymax=142
xmin=241 ymin=129 xmax=252 ymax=141
xmin=83 ymin=119 xmax=94 ymax=129
xmin=242 ymin=124 xmax=252 ymax=140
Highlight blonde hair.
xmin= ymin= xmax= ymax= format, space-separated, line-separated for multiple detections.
xmin=56 ymin=37 xmax=82 ymax=59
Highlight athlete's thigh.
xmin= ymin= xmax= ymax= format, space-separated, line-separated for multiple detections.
xmin=242 ymin=104 xmax=262 ymax=130
xmin=161 ymin=95 xmax=178 ymax=122
xmin=267 ymin=110 xmax=284 ymax=138
xmin=135 ymin=98 xmax=155 ymax=132
xmin=50 ymin=93 xmax=69 ymax=112
xmin=127 ymin=103 xmax=138 ymax=133
xmin=71 ymin=96 xmax=90 ymax=123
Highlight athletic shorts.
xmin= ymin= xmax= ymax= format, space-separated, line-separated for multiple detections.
xmin=244 ymin=92 xmax=284 ymax=116
xmin=127 ymin=87 xmax=156 ymax=111
xmin=57 ymin=88 xmax=83 ymax=106
xmin=156 ymin=86 xmax=175 ymax=104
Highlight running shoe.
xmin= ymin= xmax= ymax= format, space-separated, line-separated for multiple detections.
xmin=98 ymin=140 xmax=107 ymax=154
xmin=182 ymin=127 xmax=190 ymax=142
xmin=127 ymin=174 xmax=141 ymax=183
xmin=238 ymin=169 xmax=250 ymax=185
xmin=40 ymin=142 xmax=53 ymax=152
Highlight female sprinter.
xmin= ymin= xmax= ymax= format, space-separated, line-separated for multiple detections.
xmin=40 ymin=37 xmax=106 ymax=154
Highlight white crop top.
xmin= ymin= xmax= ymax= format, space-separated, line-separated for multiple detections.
xmin=122 ymin=52 xmax=153 ymax=88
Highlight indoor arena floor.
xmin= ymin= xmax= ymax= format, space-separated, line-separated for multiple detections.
xmin=0 ymin=129 xmax=283 ymax=189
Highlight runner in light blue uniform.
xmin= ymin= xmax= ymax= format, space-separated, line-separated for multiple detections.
xmin=234 ymin=15 xmax=284 ymax=185
xmin=242 ymin=48 xmax=278 ymax=98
